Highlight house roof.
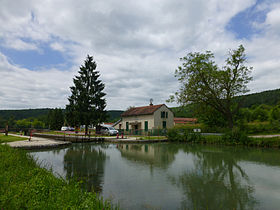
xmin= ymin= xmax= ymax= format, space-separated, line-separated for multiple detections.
xmin=174 ymin=117 xmax=197 ymax=124
xmin=121 ymin=104 xmax=165 ymax=117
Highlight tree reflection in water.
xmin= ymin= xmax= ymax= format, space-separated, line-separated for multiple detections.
xmin=169 ymin=146 xmax=257 ymax=210
xmin=63 ymin=144 xmax=107 ymax=192
xmin=117 ymin=144 xmax=178 ymax=169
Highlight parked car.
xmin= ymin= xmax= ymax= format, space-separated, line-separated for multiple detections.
xmin=61 ymin=126 xmax=75 ymax=131
xmin=61 ymin=126 xmax=68 ymax=131
xmin=100 ymin=126 xmax=118 ymax=136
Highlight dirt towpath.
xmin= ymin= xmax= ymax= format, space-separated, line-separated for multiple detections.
xmin=5 ymin=134 xmax=71 ymax=149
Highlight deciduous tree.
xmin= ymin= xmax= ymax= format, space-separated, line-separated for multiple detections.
xmin=169 ymin=45 xmax=253 ymax=128
xmin=47 ymin=108 xmax=64 ymax=130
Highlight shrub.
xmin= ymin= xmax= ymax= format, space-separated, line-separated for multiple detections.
xmin=222 ymin=128 xmax=251 ymax=145
xmin=167 ymin=125 xmax=203 ymax=142
xmin=245 ymin=121 xmax=280 ymax=134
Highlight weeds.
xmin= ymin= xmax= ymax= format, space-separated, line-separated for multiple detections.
xmin=0 ymin=144 xmax=115 ymax=209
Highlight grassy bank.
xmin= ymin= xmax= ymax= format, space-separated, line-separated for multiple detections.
xmin=0 ymin=134 xmax=27 ymax=143
xmin=0 ymin=144 xmax=114 ymax=209
xmin=167 ymin=126 xmax=280 ymax=148
xmin=201 ymin=135 xmax=280 ymax=148
xmin=134 ymin=136 xmax=166 ymax=140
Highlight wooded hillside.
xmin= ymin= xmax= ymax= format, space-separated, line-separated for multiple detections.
xmin=0 ymin=109 xmax=123 ymax=122
xmin=239 ymin=88 xmax=280 ymax=108
xmin=0 ymin=88 xmax=279 ymax=120
xmin=171 ymin=88 xmax=280 ymax=118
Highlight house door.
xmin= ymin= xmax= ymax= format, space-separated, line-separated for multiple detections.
xmin=134 ymin=124 xmax=138 ymax=135
xmin=162 ymin=121 xmax=166 ymax=129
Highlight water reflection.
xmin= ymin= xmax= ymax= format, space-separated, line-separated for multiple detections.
xmin=30 ymin=143 xmax=280 ymax=210
xmin=63 ymin=144 xmax=107 ymax=192
xmin=117 ymin=144 xmax=178 ymax=169
xmin=169 ymin=145 xmax=257 ymax=210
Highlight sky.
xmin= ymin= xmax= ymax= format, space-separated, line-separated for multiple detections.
xmin=0 ymin=0 xmax=280 ymax=110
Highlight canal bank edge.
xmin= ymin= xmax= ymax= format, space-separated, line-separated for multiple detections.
xmin=5 ymin=134 xmax=72 ymax=150
xmin=32 ymin=133 xmax=168 ymax=144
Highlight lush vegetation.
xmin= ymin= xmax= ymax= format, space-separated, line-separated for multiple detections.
xmin=170 ymin=99 xmax=280 ymax=135
xmin=171 ymin=88 xmax=280 ymax=118
xmin=167 ymin=125 xmax=280 ymax=148
xmin=169 ymin=45 xmax=253 ymax=128
xmin=171 ymin=105 xmax=196 ymax=118
xmin=0 ymin=144 xmax=114 ymax=209
xmin=0 ymin=109 xmax=123 ymax=131
xmin=47 ymin=108 xmax=65 ymax=130
xmin=0 ymin=109 xmax=50 ymax=121
xmin=0 ymin=134 xmax=27 ymax=143
xmin=239 ymin=88 xmax=280 ymax=108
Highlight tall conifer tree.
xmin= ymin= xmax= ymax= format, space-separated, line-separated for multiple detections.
xmin=66 ymin=55 xmax=107 ymax=135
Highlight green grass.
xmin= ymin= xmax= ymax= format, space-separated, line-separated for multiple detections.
xmin=0 ymin=144 xmax=115 ymax=210
xmin=41 ymin=131 xmax=78 ymax=136
xmin=194 ymin=135 xmax=280 ymax=148
xmin=0 ymin=134 xmax=27 ymax=143
xmin=40 ymin=131 xmax=109 ymax=137
xmin=138 ymin=136 xmax=167 ymax=140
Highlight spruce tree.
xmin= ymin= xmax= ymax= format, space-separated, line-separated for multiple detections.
xmin=66 ymin=55 xmax=107 ymax=135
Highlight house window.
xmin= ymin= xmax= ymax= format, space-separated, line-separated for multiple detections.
xmin=126 ymin=122 xmax=129 ymax=131
xmin=162 ymin=121 xmax=166 ymax=129
xmin=161 ymin=111 xmax=165 ymax=118
xmin=145 ymin=121 xmax=148 ymax=131
xmin=166 ymin=111 xmax=168 ymax=118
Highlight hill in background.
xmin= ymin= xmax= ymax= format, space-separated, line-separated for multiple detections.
xmin=0 ymin=109 xmax=123 ymax=122
xmin=1 ymin=88 xmax=279 ymax=120
xmin=0 ymin=109 xmax=51 ymax=121
xmin=171 ymin=88 xmax=280 ymax=118
xmin=239 ymin=88 xmax=280 ymax=108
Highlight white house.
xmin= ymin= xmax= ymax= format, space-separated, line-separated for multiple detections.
xmin=113 ymin=103 xmax=174 ymax=133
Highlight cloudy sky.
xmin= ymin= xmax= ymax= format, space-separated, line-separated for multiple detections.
xmin=0 ymin=0 xmax=280 ymax=110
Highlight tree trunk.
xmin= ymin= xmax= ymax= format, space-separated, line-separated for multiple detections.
xmin=225 ymin=111 xmax=234 ymax=129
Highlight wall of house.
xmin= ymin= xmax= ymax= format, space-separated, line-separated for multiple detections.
xmin=154 ymin=105 xmax=174 ymax=129
xmin=116 ymin=114 xmax=155 ymax=130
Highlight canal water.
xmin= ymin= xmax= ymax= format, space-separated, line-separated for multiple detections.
xmin=30 ymin=143 xmax=280 ymax=210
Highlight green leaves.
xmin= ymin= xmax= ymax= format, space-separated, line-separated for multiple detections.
xmin=171 ymin=45 xmax=253 ymax=129
xmin=47 ymin=108 xmax=64 ymax=130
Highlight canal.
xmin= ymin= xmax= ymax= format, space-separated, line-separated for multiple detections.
xmin=30 ymin=143 xmax=280 ymax=210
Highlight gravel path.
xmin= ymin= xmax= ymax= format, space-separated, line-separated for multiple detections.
xmin=5 ymin=134 xmax=71 ymax=149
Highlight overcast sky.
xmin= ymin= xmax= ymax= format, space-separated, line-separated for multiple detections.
xmin=0 ymin=0 xmax=280 ymax=110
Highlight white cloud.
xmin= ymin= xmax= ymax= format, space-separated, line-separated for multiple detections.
xmin=0 ymin=0 xmax=280 ymax=110
xmin=2 ymin=38 xmax=38 ymax=51
xmin=0 ymin=53 xmax=75 ymax=109
xmin=50 ymin=42 xmax=65 ymax=52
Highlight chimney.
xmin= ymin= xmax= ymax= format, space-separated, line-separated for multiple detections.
xmin=149 ymin=98 xmax=153 ymax=106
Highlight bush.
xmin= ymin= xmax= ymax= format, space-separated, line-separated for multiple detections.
xmin=222 ymin=128 xmax=251 ymax=145
xmin=245 ymin=121 xmax=280 ymax=134
xmin=167 ymin=125 xmax=203 ymax=142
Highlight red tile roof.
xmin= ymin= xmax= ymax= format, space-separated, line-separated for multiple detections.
xmin=174 ymin=117 xmax=197 ymax=124
xmin=121 ymin=104 xmax=165 ymax=117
